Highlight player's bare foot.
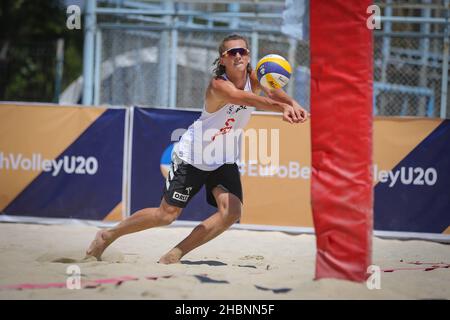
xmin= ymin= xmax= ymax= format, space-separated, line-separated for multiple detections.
xmin=158 ymin=248 xmax=183 ymax=264
xmin=85 ymin=229 xmax=113 ymax=260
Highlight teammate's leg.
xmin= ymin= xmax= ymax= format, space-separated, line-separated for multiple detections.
xmin=158 ymin=186 xmax=242 ymax=264
xmin=86 ymin=198 xmax=182 ymax=260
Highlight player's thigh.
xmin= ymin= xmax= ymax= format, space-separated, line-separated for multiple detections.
xmin=163 ymin=156 xmax=208 ymax=208
xmin=159 ymin=197 xmax=183 ymax=221
xmin=212 ymin=186 xmax=242 ymax=218
xmin=206 ymin=163 xmax=243 ymax=209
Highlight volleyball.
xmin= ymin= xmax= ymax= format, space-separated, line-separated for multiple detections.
xmin=256 ymin=54 xmax=292 ymax=89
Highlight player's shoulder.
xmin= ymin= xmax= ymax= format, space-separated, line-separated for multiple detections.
xmin=207 ymin=76 xmax=229 ymax=102
xmin=249 ymin=69 xmax=262 ymax=93
xmin=209 ymin=75 xmax=232 ymax=92
xmin=206 ymin=77 xmax=230 ymax=112
xmin=211 ymin=75 xmax=227 ymax=84
xmin=249 ymin=69 xmax=258 ymax=80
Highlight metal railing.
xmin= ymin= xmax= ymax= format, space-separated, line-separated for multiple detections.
xmin=77 ymin=0 xmax=449 ymax=118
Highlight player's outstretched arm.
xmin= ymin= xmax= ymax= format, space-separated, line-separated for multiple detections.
xmin=208 ymin=77 xmax=299 ymax=124
xmin=250 ymin=70 xmax=309 ymax=123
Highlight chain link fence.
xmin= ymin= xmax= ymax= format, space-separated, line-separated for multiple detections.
xmin=94 ymin=0 xmax=448 ymax=118
xmin=100 ymin=29 xmax=161 ymax=107
xmin=99 ymin=27 xmax=310 ymax=111
xmin=374 ymin=0 xmax=449 ymax=117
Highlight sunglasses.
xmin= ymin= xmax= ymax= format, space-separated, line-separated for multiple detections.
xmin=221 ymin=47 xmax=250 ymax=57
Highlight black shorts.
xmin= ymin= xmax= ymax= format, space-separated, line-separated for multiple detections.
xmin=162 ymin=153 xmax=243 ymax=208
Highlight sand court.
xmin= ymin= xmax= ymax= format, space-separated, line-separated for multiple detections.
xmin=0 ymin=222 xmax=448 ymax=300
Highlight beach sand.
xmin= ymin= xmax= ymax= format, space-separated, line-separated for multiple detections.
xmin=0 ymin=222 xmax=448 ymax=299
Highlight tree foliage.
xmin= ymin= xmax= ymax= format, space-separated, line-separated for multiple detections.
xmin=0 ymin=0 xmax=83 ymax=102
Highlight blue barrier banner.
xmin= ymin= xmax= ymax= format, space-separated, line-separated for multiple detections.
xmin=374 ymin=119 xmax=450 ymax=233
xmin=131 ymin=109 xmax=450 ymax=235
xmin=130 ymin=107 xmax=216 ymax=220
xmin=0 ymin=105 xmax=126 ymax=220
xmin=3 ymin=104 xmax=447 ymax=234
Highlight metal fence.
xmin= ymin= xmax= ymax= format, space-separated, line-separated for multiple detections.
xmin=98 ymin=27 xmax=310 ymax=111
xmin=374 ymin=0 xmax=449 ymax=118
xmin=79 ymin=0 xmax=449 ymax=118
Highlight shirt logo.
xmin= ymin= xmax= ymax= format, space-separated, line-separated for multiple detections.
xmin=227 ymin=105 xmax=247 ymax=115
xmin=212 ymin=118 xmax=235 ymax=141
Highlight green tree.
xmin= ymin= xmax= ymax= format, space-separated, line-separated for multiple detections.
xmin=0 ymin=0 xmax=83 ymax=102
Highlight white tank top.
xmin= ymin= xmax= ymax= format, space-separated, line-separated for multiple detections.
xmin=175 ymin=75 xmax=255 ymax=171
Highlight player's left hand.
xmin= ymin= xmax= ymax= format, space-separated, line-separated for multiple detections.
xmin=292 ymin=102 xmax=309 ymax=123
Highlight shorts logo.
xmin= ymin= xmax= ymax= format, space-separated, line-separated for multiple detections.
xmin=173 ymin=191 xmax=189 ymax=202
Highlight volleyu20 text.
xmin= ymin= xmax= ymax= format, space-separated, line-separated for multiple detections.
xmin=0 ymin=152 xmax=98 ymax=176
xmin=373 ymin=164 xmax=437 ymax=187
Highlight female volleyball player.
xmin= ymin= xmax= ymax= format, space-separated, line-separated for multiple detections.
xmin=86 ymin=34 xmax=308 ymax=264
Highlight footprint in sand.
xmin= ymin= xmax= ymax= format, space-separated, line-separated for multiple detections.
xmin=236 ymin=264 xmax=257 ymax=269
xmin=239 ymin=255 xmax=265 ymax=261
xmin=51 ymin=257 xmax=81 ymax=264
xmin=36 ymin=250 xmax=124 ymax=264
